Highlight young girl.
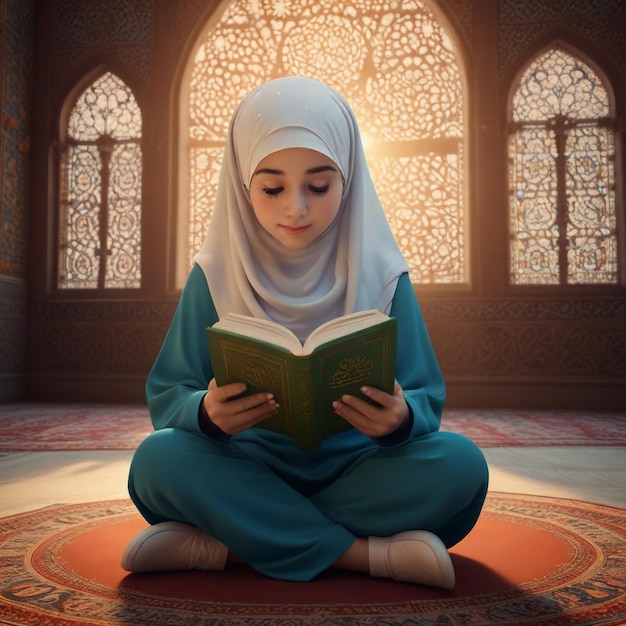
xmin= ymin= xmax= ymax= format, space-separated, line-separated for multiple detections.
xmin=122 ymin=76 xmax=488 ymax=589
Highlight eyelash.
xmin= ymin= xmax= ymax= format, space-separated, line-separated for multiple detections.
xmin=311 ymin=185 xmax=330 ymax=197
xmin=263 ymin=185 xmax=330 ymax=198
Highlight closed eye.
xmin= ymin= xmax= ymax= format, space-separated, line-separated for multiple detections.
xmin=263 ymin=186 xmax=284 ymax=197
xmin=310 ymin=184 xmax=330 ymax=196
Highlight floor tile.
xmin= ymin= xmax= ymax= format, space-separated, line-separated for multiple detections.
xmin=1 ymin=445 xmax=625 ymax=516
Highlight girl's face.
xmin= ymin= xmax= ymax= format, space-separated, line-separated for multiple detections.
xmin=248 ymin=148 xmax=344 ymax=250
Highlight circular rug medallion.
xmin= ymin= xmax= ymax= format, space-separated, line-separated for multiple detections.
xmin=1 ymin=493 xmax=625 ymax=625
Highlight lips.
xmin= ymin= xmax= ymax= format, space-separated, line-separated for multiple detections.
xmin=281 ymin=224 xmax=311 ymax=235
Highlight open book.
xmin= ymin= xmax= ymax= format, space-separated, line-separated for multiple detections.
xmin=206 ymin=310 xmax=397 ymax=450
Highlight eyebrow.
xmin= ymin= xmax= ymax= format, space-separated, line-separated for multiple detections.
xmin=253 ymin=165 xmax=339 ymax=177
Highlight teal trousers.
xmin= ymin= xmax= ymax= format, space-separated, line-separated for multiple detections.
xmin=128 ymin=428 xmax=488 ymax=581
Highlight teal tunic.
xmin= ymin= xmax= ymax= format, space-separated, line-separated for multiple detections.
xmin=128 ymin=265 xmax=488 ymax=581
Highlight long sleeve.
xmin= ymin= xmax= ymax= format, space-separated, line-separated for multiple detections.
xmin=146 ymin=267 xmax=444 ymax=444
xmin=146 ymin=264 xmax=218 ymax=434
xmin=373 ymin=273 xmax=445 ymax=446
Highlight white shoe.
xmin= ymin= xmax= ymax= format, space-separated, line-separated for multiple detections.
xmin=369 ymin=530 xmax=455 ymax=589
xmin=121 ymin=521 xmax=228 ymax=573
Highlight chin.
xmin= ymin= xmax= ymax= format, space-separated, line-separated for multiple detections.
xmin=280 ymin=240 xmax=310 ymax=250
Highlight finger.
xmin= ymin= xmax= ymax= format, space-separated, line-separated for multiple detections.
xmin=229 ymin=400 xmax=281 ymax=435
xmin=332 ymin=399 xmax=387 ymax=437
xmin=209 ymin=378 xmax=248 ymax=401
xmin=248 ymin=403 xmax=281 ymax=426
xmin=392 ymin=380 xmax=405 ymax=399
xmin=359 ymin=385 xmax=394 ymax=408
xmin=211 ymin=395 xmax=279 ymax=435
xmin=332 ymin=395 xmax=375 ymax=424
xmin=232 ymin=391 xmax=276 ymax=414
xmin=337 ymin=388 xmax=392 ymax=419
xmin=333 ymin=389 xmax=407 ymax=437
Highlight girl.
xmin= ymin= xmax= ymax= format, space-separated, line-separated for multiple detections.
xmin=122 ymin=76 xmax=488 ymax=589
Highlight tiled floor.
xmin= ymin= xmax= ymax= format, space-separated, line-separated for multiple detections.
xmin=1 ymin=445 xmax=625 ymax=518
xmin=484 ymin=446 xmax=626 ymax=508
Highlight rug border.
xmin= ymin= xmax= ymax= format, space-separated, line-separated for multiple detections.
xmin=2 ymin=493 xmax=625 ymax=625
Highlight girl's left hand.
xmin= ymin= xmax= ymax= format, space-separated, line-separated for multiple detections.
xmin=332 ymin=380 xmax=409 ymax=438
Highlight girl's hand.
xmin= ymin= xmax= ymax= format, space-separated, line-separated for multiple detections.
xmin=332 ymin=380 xmax=409 ymax=439
xmin=202 ymin=378 xmax=279 ymax=436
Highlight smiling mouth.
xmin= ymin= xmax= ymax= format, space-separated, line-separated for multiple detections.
xmin=281 ymin=224 xmax=311 ymax=235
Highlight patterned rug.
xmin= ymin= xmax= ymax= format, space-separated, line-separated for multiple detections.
xmin=1 ymin=493 xmax=625 ymax=625
xmin=1 ymin=403 xmax=625 ymax=450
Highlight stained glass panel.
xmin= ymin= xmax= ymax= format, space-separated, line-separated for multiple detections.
xmin=59 ymin=145 xmax=103 ymax=289
xmin=509 ymin=128 xmax=560 ymax=285
xmin=186 ymin=0 xmax=465 ymax=284
xmin=59 ymin=72 xmax=142 ymax=289
xmin=565 ymin=125 xmax=617 ymax=284
xmin=512 ymin=49 xmax=609 ymax=123
xmin=509 ymin=48 xmax=617 ymax=285
xmin=188 ymin=147 xmax=224 ymax=259
xmin=369 ymin=150 xmax=464 ymax=283
xmin=106 ymin=144 xmax=142 ymax=288
xmin=68 ymin=73 xmax=142 ymax=140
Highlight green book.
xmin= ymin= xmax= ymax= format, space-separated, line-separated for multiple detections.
xmin=206 ymin=310 xmax=397 ymax=450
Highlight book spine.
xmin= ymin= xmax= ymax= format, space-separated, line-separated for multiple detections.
xmin=292 ymin=361 xmax=319 ymax=450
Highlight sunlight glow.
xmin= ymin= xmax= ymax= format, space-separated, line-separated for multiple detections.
xmin=184 ymin=0 xmax=466 ymax=285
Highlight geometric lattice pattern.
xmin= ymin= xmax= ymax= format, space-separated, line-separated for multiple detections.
xmin=185 ymin=0 xmax=466 ymax=284
xmin=0 ymin=0 xmax=34 ymax=279
xmin=508 ymin=48 xmax=618 ymax=285
xmin=58 ymin=72 xmax=142 ymax=289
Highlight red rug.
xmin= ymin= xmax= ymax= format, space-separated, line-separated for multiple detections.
xmin=1 ymin=403 xmax=625 ymax=450
xmin=1 ymin=493 xmax=625 ymax=625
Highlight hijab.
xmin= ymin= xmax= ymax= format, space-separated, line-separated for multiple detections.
xmin=195 ymin=76 xmax=408 ymax=342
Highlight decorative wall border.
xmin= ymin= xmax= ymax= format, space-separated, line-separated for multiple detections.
xmin=25 ymin=296 xmax=626 ymax=393
xmin=50 ymin=0 xmax=155 ymax=101
xmin=0 ymin=276 xmax=26 ymax=401
xmin=498 ymin=0 xmax=625 ymax=78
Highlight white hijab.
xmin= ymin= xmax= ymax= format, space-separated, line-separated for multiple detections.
xmin=195 ymin=76 xmax=408 ymax=342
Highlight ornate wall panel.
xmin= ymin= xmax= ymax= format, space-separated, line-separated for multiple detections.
xmin=422 ymin=298 xmax=626 ymax=380
xmin=50 ymin=0 xmax=154 ymax=99
xmin=1 ymin=0 xmax=34 ymax=402
xmin=25 ymin=294 xmax=626 ymax=404
xmin=0 ymin=278 xmax=26 ymax=370
xmin=27 ymin=300 xmax=176 ymax=401
xmin=0 ymin=277 xmax=27 ymax=401
xmin=0 ymin=0 xmax=33 ymax=279
xmin=22 ymin=0 xmax=626 ymax=408
xmin=27 ymin=301 xmax=173 ymax=376
xmin=498 ymin=0 xmax=625 ymax=78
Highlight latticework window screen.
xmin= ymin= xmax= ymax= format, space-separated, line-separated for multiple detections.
xmin=185 ymin=0 xmax=466 ymax=284
xmin=59 ymin=72 xmax=142 ymax=289
xmin=508 ymin=48 xmax=617 ymax=285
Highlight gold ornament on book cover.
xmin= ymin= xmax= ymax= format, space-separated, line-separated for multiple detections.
xmin=329 ymin=356 xmax=374 ymax=388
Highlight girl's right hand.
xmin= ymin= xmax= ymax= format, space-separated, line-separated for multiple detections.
xmin=202 ymin=378 xmax=279 ymax=436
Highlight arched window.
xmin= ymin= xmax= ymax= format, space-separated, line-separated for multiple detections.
xmin=180 ymin=0 xmax=466 ymax=287
xmin=58 ymin=71 xmax=143 ymax=289
xmin=508 ymin=47 xmax=618 ymax=285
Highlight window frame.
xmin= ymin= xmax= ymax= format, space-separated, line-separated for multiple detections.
xmin=173 ymin=0 xmax=474 ymax=295
xmin=51 ymin=63 xmax=147 ymax=298
xmin=503 ymin=40 xmax=625 ymax=296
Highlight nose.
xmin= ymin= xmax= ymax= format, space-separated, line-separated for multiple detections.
xmin=285 ymin=191 xmax=307 ymax=218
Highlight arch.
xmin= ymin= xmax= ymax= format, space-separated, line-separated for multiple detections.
xmin=506 ymin=43 xmax=620 ymax=286
xmin=503 ymin=32 xmax=621 ymax=118
xmin=56 ymin=69 xmax=144 ymax=290
xmin=56 ymin=60 xmax=147 ymax=140
xmin=175 ymin=0 xmax=470 ymax=288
